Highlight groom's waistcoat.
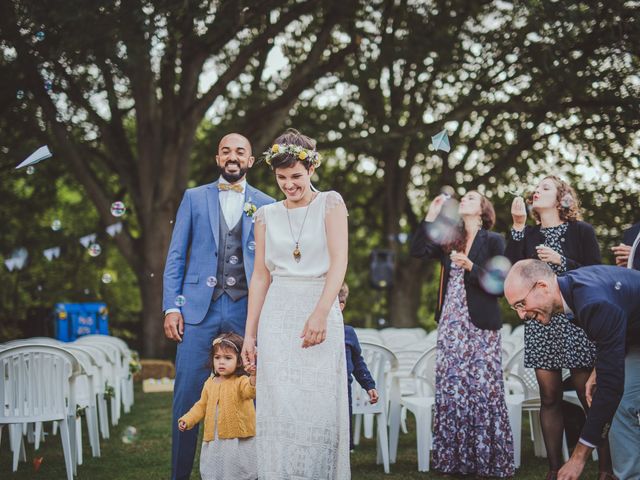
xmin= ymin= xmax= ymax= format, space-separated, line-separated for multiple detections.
xmin=213 ymin=205 xmax=248 ymax=301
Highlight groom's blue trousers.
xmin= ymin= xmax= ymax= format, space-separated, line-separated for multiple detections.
xmin=171 ymin=293 xmax=247 ymax=480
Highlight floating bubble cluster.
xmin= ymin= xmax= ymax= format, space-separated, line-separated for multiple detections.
xmin=426 ymin=198 xmax=460 ymax=245
xmin=110 ymin=201 xmax=126 ymax=217
xmin=121 ymin=426 xmax=138 ymax=444
xmin=88 ymin=243 xmax=102 ymax=257
xmin=479 ymin=256 xmax=512 ymax=295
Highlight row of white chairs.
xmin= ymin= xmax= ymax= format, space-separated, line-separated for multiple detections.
xmin=0 ymin=335 xmax=136 ymax=479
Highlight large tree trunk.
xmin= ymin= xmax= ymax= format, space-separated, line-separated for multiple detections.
xmin=388 ymin=258 xmax=431 ymax=328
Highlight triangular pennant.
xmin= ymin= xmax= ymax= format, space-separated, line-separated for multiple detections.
xmin=43 ymin=247 xmax=61 ymax=261
xmin=4 ymin=258 xmax=17 ymax=272
xmin=11 ymin=248 xmax=28 ymax=270
xmin=431 ymin=129 xmax=451 ymax=153
xmin=79 ymin=233 xmax=97 ymax=248
xmin=15 ymin=145 xmax=53 ymax=169
xmin=106 ymin=222 xmax=123 ymax=237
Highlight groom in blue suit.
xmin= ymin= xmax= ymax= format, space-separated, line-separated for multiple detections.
xmin=504 ymin=260 xmax=640 ymax=480
xmin=163 ymin=133 xmax=274 ymax=480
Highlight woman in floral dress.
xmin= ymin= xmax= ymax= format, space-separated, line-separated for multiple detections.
xmin=411 ymin=191 xmax=514 ymax=477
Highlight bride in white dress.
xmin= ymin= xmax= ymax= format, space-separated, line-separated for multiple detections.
xmin=241 ymin=129 xmax=350 ymax=479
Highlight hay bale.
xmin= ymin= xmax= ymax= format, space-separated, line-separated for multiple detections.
xmin=136 ymin=359 xmax=175 ymax=381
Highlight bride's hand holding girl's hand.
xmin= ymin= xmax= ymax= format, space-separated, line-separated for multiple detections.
xmin=241 ymin=336 xmax=257 ymax=369
xmin=511 ymin=197 xmax=527 ymax=230
xmin=424 ymin=194 xmax=448 ymax=222
xmin=300 ymin=310 xmax=327 ymax=348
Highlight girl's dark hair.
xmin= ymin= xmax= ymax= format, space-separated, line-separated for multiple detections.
xmin=206 ymin=332 xmax=246 ymax=377
xmin=270 ymin=128 xmax=316 ymax=172
xmin=444 ymin=191 xmax=496 ymax=253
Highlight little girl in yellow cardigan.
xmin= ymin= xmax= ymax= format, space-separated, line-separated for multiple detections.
xmin=178 ymin=332 xmax=257 ymax=480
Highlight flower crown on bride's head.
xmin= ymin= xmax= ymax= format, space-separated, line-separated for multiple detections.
xmin=263 ymin=143 xmax=322 ymax=168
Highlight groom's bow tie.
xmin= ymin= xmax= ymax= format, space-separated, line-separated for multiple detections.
xmin=218 ymin=183 xmax=244 ymax=193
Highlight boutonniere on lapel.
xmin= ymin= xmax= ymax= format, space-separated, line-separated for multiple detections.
xmin=243 ymin=201 xmax=257 ymax=220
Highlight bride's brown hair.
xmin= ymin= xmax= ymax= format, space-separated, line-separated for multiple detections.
xmin=269 ymin=128 xmax=316 ymax=172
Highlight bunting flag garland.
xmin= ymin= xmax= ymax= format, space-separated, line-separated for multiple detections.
xmin=79 ymin=233 xmax=97 ymax=248
xmin=43 ymin=247 xmax=61 ymax=261
xmin=3 ymin=248 xmax=29 ymax=271
xmin=106 ymin=222 xmax=123 ymax=237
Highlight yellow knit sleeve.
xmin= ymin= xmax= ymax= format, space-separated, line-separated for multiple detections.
xmin=178 ymin=378 xmax=210 ymax=429
xmin=238 ymin=375 xmax=257 ymax=400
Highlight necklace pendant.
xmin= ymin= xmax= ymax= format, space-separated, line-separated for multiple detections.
xmin=293 ymin=245 xmax=301 ymax=263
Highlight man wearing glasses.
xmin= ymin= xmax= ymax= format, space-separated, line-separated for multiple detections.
xmin=504 ymin=259 xmax=640 ymax=480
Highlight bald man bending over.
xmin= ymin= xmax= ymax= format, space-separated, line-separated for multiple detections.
xmin=504 ymin=260 xmax=640 ymax=480
xmin=163 ymin=133 xmax=275 ymax=479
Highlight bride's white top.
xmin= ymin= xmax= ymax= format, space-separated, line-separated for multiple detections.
xmin=254 ymin=191 xmax=345 ymax=278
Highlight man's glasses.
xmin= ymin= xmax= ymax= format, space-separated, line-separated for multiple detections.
xmin=510 ymin=282 xmax=538 ymax=312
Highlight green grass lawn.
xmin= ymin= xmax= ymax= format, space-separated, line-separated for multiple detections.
xmin=1 ymin=385 xmax=599 ymax=479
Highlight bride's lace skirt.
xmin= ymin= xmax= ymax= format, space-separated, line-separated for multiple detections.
xmin=256 ymin=276 xmax=351 ymax=479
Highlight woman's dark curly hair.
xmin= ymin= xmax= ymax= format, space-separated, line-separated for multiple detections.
xmin=530 ymin=175 xmax=582 ymax=223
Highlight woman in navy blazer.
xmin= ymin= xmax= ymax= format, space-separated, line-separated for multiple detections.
xmin=411 ymin=191 xmax=514 ymax=477
xmin=506 ymin=175 xmax=614 ymax=480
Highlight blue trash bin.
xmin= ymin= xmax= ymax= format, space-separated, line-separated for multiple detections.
xmin=54 ymin=302 xmax=109 ymax=342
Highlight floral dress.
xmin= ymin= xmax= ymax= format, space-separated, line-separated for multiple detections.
xmin=512 ymin=223 xmax=596 ymax=369
xmin=432 ymin=264 xmax=515 ymax=477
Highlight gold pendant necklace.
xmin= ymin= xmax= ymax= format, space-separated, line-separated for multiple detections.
xmin=285 ymin=192 xmax=316 ymax=263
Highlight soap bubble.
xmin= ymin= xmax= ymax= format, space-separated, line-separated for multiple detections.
xmin=614 ymin=281 xmax=621 ymax=291
xmin=248 ymin=241 xmax=256 ymax=251
xmin=479 ymin=256 xmax=512 ymax=295
xmin=101 ymin=273 xmax=113 ymax=284
xmin=229 ymin=255 xmax=239 ymax=265
xmin=206 ymin=276 xmax=217 ymax=288
xmin=226 ymin=276 xmax=237 ymax=287
xmin=16 ymin=90 xmax=25 ymax=100
xmin=426 ymin=198 xmax=460 ymax=245
xmin=26 ymin=166 xmax=35 ymax=175
xmin=44 ymin=80 xmax=52 ymax=92
xmin=35 ymin=31 xmax=45 ymax=41
xmin=560 ymin=194 xmax=573 ymax=209
xmin=121 ymin=425 xmax=138 ymax=444
xmin=110 ymin=201 xmax=126 ymax=217
xmin=175 ymin=295 xmax=186 ymax=307
xmin=88 ymin=243 xmax=102 ymax=257
xmin=51 ymin=219 xmax=62 ymax=231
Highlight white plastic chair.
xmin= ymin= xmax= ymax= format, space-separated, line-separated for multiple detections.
xmin=75 ymin=336 xmax=134 ymax=416
xmin=390 ymin=346 xmax=438 ymax=471
xmin=74 ymin=339 xmax=123 ymax=426
xmin=388 ymin=350 xmax=424 ymax=434
xmin=0 ymin=345 xmax=75 ymax=479
xmin=352 ymin=342 xmax=398 ymax=474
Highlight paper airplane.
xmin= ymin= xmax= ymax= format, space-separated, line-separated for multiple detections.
xmin=15 ymin=145 xmax=52 ymax=169
xmin=43 ymin=247 xmax=61 ymax=261
xmin=106 ymin=222 xmax=123 ymax=237
xmin=431 ymin=130 xmax=451 ymax=153
xmin=79 ymin=233 xmax=97 ymax=248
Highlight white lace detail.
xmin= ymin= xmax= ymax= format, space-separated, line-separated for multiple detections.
xmin=254 ymin=206 xmax=266 ymax=226
xmin=324 ymin=190 xmax=347 ymax=217
xmin=256 ymin=277 xmax=351 ymax=479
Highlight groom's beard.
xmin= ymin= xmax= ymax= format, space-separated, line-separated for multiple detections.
xmin=219 ymin=161 xmax=248 ymax=183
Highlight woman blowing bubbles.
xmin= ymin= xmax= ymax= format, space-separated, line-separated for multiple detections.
xmin=411 ymin=190 xmax=515 ymax=478
xmin=506 ymin=176 xmax=614 ymax=480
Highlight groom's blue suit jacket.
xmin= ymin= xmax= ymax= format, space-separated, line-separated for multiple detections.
xmin=163 ymin=180 xmax=274 ymax=324
xmin=557 ymin=265 xmax=640 ymax=446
